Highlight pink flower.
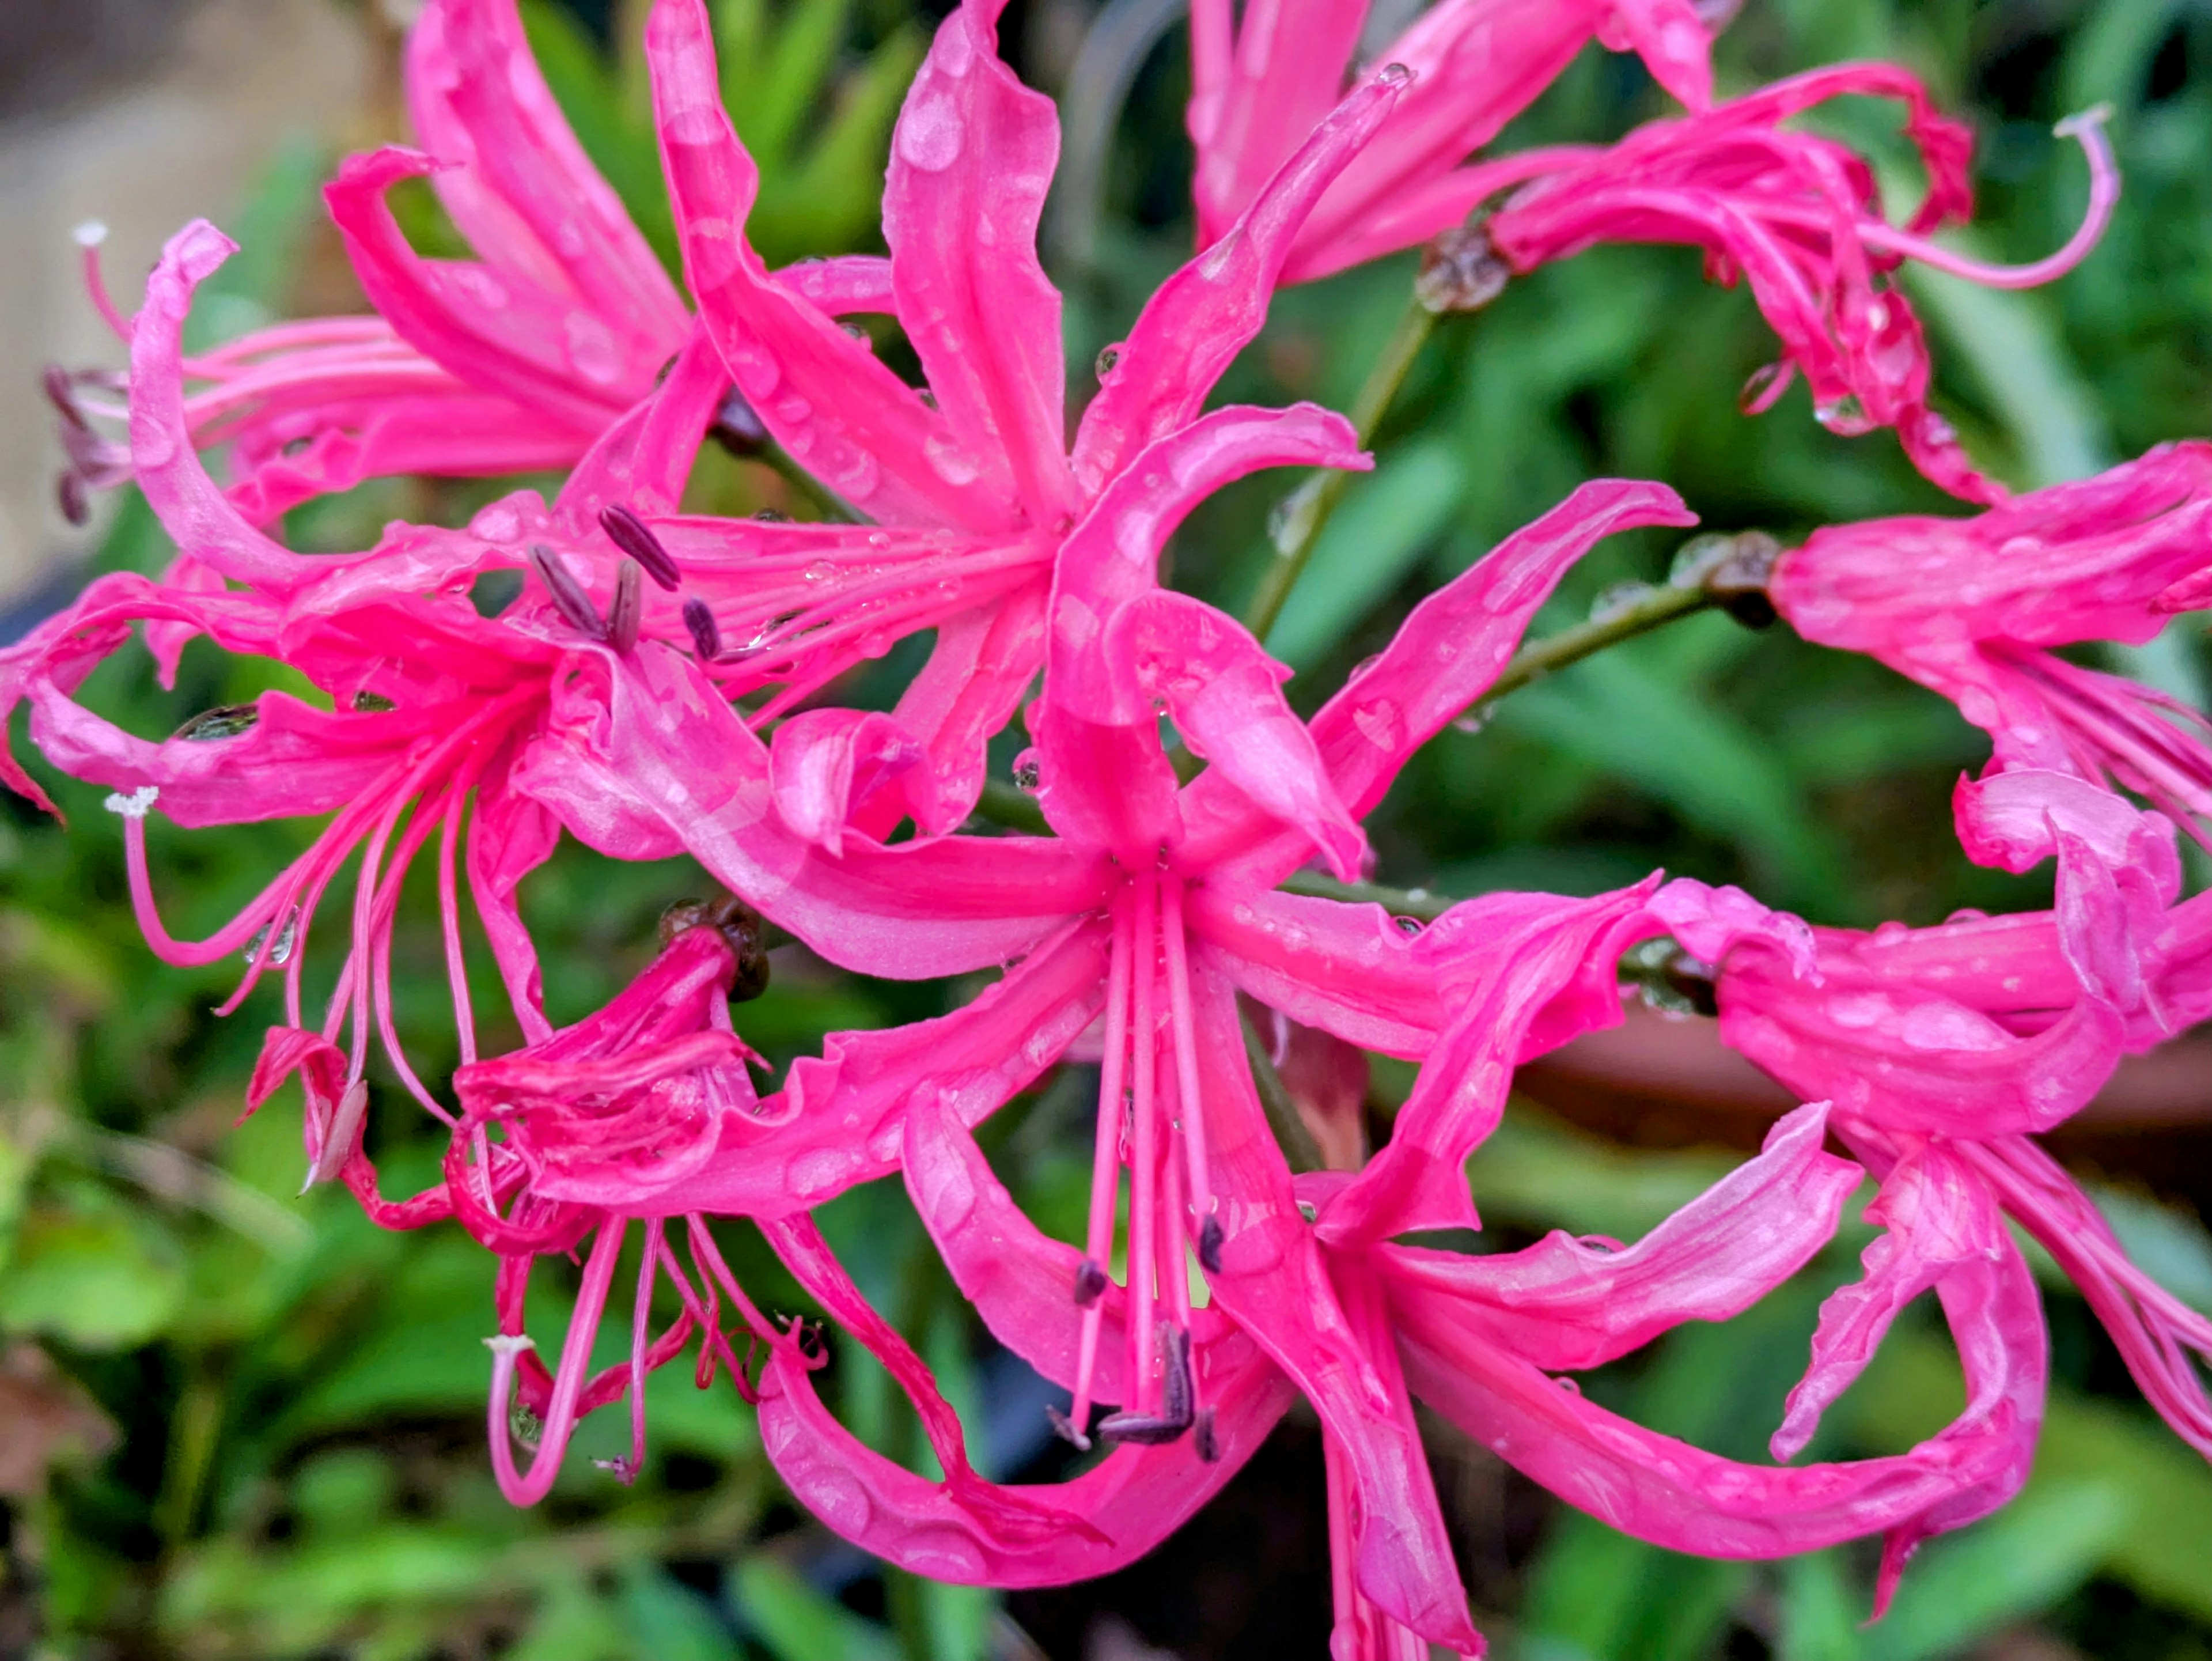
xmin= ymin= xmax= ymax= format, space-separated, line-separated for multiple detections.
xmin=1472 ymin=71 xmax=2117 ymax=502
xmin=575 ymin=478 xmax=2048 ymax=1647
xmin=1770 ymin=441 xmax=2212 ymax=847
xmin=636 ymin=0 xmax=1410 ymax=831
xmin=1699 ymin=772 xmax=2212 ymax=1476
xmin=1187 ymin=0 xmax=1726 ymax=283
xmin=50 ymin=0 xmax=886 ymax=529
xmin=2 ymin=224 xmax=759 ymax=1162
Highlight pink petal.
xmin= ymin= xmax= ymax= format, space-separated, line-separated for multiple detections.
xmin=1187 ymin=885 xmax=1442 ymax=1058
xmin=1190 ymin=958 xmax=1480 ymax=1651
xmin=1181 ymin=479 xmax=1693 ymax=883
xmin=406 ymin=0 xmax=687 ymax=355
xmin=1315 ymin=883 xmax=1661 ymax=1248
xmin=647 ymin=921 xmax=1113 ymax=1216
xmin=1109 ymin=591 xmax=1367 ymax=880
xmin=881 ymin=1 xmax=1075 ymax=524
xmin=325 ymin=148 xmax=646 ymax=428
xmin=1076 ymin=67 xmax=1406 ymax=488
xmin=528 ymin=646 xmax=1107 ymax=978
xmin=644 ymin=0 xmax=1014 ymax=531
xmin=1374 ymin=1102 xmax=1858 ymax=1372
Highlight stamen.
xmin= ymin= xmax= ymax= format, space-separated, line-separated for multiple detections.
xmin=1072 ymin=1259 xmax=1108 ymax=1306
xmin=682 ymin=596 xmax=723 ymax=662
xmin=1067 ymin=898 xmax=1137 ymax=1446
xmin=599 ymin=504 xmax=682 ymax=591
xmin=484 ymin=1220 xmax=629 ymax=1507
xmin=1098 ymin=1321 xmax=1194 ymax=1445
xmin=1160 ymin=878 xmax=1221 ymax=1274
xmin=527 ymin=543 xmax=606 ymax=639
xmin=1195 ymin=1406 xmax=1219 ymax=1463
xmin=1126 ymin=876 xmax=1162 ymax=1416
xmin=104 ymin=784 xmax=159 ymax=819
xmin=1855 ymin=105 xmax=2118 ymax=290
xmin=607 ymin=557 xmax=643 ymax=656
xmin=74 ymin=221 xmax=134 ymax=343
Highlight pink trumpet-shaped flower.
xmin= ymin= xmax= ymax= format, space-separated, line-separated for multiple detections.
xmin=50 ymin=0 xmax=889 ymax=531
xmin=1770 ymin=441 xmax=2212 ymax=848
xmin=1702 ymin=771 xmax=2212 ymax=1472
xmin=1473 ymin=70 xmax=2118 ymax=502
xmin=638 ymin=0 xmax=1409 ymax=833
xmin=1187 ymin=0 xmax=1726 ymax=284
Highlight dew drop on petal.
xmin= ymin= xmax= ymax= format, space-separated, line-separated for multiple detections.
xmin=563 ymin=312 xmax=623 ymax=387
xmin=925 ymin=432 xmax=982 ymax=485
xmin=896 ymin=94 xmax=964 ymax=172
xmin=1094 ymin=343 xmax=1123 ymax=380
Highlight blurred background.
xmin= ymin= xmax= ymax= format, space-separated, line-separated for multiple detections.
xmin=2 ymin=0 xmax=2210 ymax=1657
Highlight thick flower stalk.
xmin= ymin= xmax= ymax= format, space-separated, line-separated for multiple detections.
xmin=1698 ymin=770 xmax=2212 ymax=1465
xmin=1187 ymin=0 xmax=1725 ymax=283
xmin=1770 ymin=441 xmax=2212 ymax=847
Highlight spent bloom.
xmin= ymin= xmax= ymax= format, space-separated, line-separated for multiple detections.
xmin=1770 ymin=441 xmax=2212 ymax=847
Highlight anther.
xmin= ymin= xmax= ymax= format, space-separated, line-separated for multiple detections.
xmin=527 ymin=543 xmax=606 ymax=639
xmin=42 ymin=365 xmax=90 ymax=431
xmin=607 ymin=557 xmax=643 ymax=655
xmin=1072 ymin=1258 xmax=1109 ymax=1307
xmin=1197 ymin=1216 xmax=1224 ymax=1276
xmin=599 ymin=504 xmax=681 ymax=591
xmin=681 ymin=596 xmax=722 ymax=662
xmin=1046 ymin=1404 xmax=1092 ymax=1451
xmin=1195 ymin=1407 xmax=1219 ymax=1463
xmin=1099 ymin=1323 xmax=1195 ymax=1446
xmin=56 ymin=472 xmax=90 ymax=527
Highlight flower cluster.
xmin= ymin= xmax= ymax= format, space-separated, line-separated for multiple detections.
xmin=12 ymin=0 xmax=2209 ymax=1654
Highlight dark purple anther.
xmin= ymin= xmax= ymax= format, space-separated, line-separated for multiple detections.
xmin=42 ymin=365 xmax=90 ymax=430
xmin=56 ymin=471 xmax=90 ymax=527
xmin=1072 ymin=1258 xmax=1109 ymax=1307
xmin=1195 ymin=1406 xmax=1219 ymax=1463
xmin=1198 ymin=1216 xmax=1224 ymax=1275
xmin=526 ymin=543 xmax=606 ymax=640
xmin=599 ymin=504 xmax=681 ymax=591
xmin=681 ymin=596 xmax=722 ymax=662
xmin=607 ymin=558 xmax=642 ymax=655
xmin=1098 ymin=1323 xmax=1195 ymax=1446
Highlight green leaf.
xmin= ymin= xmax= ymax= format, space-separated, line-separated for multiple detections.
xmin=615 ymin=1562 xmax=740 ymax=1661
xmin=732 ymin=1557 xmax=900 ymax=1661
xmin=1861 ymin=1478 xmax=2130 ymax=1661
xmin=1266 ymin=438 xmax=1463 ymax=672
xmin=0 ymin=1201 xmax=185 ymax=1349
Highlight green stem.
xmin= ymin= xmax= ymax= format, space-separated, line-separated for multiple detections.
xmin=1240 ymin=1009 xmax=1324 ymax=1174
xmin=1463 ymin=578 xmax=1717 ymax=722
xmin=1241 ymin=293 xmax=1438 ymax=643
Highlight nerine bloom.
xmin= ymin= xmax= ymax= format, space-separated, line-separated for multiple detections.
xmin=1700 ymin=770 xmax=2212 ymax=1468
xmin=1770 ymin=441 xmax=2212 ymax=847
xmin=544 ymin=479 xmax=2054 ymax=1651
xmin=1187 ymin=0 xmax=1724 ymax=283
xmin=1 ymin=222 xmax=765 ymax=1166
xmin=636 ymin=0 xmax=1408 ymax=831
xmin=1468 ymin=69 xmax=2117 ymax=503
xmin=48 ymin=0 xmax=886 ymax=529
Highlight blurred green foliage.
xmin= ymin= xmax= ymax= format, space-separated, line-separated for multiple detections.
xmin=5 ymin=0 xmax=2212 ymax=1657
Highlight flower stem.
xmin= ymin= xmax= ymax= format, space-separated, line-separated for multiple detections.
xmin=1241 ymin=292 xmax=1438 ymax=642
xmin=1240 ymin=1008 xmax=1324 ymax=1175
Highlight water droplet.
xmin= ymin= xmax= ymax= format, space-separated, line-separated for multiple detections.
xmin=1012 ymin=750 xmax=1041 ymax=793
xmin=896 ymin=94 xmax=964 ymax=172
xmin=829 ymin=448 xmax=881 ymax=498
xmin=244 ymin=906 xmax=300 ymax=968
xmin=751 ymin=508 xmax=790 ymax=523
xmin=351 ymin=690 xmax=396 ymax=713
xmin=935 ymin=12 xmax=976 ymax=76
xmin=469 ymin=502 xmax=522 ymax=542
xmin=562 ymin=311 xmax=623 ymax=387
xmin=838 ymin=321 xmax=870 ymax=342
xmin=804 ymin=560 xmax=836 ymax=582
xmin=925 ymin=432 xmax=981 ymax=485
xmin=175 ymin=703 xmax=259 ymax=741
xmin=1377 ymin=60 xmax=1412 ymax=86
xmin=1813 ymin=394 xmax=1872 ymax=436
xmin=1094 ymin=343 xmax=1123 ymax=380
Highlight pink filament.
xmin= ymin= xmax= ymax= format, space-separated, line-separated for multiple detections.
xmin=1069 ymin=898 xmax=1137 ymax=1440
xmin=1127 ymin=874 xmax=1162 ymax=1416
xmin=1160 ymin=876 xmax=1218 ymax=1261
xmin=487 ymin=1217 xmax=628 ymax=1507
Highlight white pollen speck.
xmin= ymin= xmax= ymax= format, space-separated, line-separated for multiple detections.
xmin=103 ymin=785 xmax=158 ymax=818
